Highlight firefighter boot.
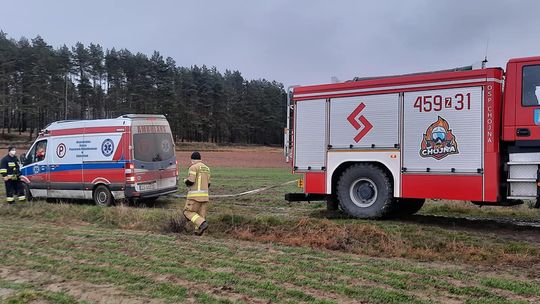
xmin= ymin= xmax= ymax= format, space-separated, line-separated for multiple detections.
xmin=195 ymin=221 xmax=209 ymax=236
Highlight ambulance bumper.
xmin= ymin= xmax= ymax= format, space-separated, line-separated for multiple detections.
xmin=125 ymin=186 xmax=178 ymax=198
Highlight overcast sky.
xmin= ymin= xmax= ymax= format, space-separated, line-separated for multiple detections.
xmin=1 ymin=0 xmax=539 ymax=87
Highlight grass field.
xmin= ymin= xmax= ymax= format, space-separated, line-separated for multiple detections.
xmin=1 ymin=167 xmax=540 ymax=303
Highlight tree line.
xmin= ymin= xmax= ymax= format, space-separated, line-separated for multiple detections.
xmin=0 ymin=31 xmax=287 ymax=145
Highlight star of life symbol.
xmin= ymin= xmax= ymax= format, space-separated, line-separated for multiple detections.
xmin=161 ymin=139 xmax=171 ymax=153
xmin=347 ymin=102 xmax=373 ymax=142
xmin=101 ymin=139 xmax=114 ymax=157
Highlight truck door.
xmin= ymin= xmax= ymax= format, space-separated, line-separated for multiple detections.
xmin=516 ymin=64 xmax=540 ymax=140
xmin=504 ymin=59 xmax=540 ymax=141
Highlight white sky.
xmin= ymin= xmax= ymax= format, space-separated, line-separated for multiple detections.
xmin=1 ymin=0 xmax=539 ymax=87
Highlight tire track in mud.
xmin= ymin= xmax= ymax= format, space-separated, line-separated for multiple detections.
xmin=396 ymin=214 xmax=540 ymax=243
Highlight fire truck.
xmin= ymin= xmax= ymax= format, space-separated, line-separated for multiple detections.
xmin=284 ymin=56 xmax=540 ymax=218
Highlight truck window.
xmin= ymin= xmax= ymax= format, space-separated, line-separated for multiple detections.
xmin=522 ymin=65 xmax=540 ymax=106
xmin=24 ymin=140 xmax=47 ymax=166
xmin=133 ymin=133 xmax=174 ymax=162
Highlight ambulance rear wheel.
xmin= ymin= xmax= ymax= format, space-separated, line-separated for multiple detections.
xmin=337 ymin=164 xmax=394 ymax=219
xmin=93 ymin=185 xmax=112 ymax=206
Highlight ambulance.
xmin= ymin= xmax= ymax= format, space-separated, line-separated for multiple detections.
xmin=20 ymin=114 xmax=178 ymax=205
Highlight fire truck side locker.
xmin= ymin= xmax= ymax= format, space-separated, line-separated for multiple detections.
xmin=285 ymin=65 xmax=516 ymax=218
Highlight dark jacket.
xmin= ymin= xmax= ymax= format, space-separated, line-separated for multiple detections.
xmin=0 ymin=155 xmax=21 ymax=180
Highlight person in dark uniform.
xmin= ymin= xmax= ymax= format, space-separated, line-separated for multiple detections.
xmin=0 ymin=146 xmax=26 ymax=204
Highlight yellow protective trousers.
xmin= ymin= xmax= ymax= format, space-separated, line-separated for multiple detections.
xmin=183 ymin=199 xmax=208 ymax=228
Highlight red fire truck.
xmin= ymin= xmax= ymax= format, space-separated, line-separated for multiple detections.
xmin=284 ymin=56 xmax=540 ymax=218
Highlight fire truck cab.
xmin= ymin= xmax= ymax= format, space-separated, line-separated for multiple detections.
xmin=285 ymin=56 xmax=540 ymax=218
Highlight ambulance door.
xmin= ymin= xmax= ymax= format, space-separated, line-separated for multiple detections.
xmin=154 ymin=121 xmax=176 ymax=192
xmin=132 ymin=120 xmax=176 ymax=195
xmin=81 ymin=130 xmax=124 ymax=197
xmin=49 ymin=136 xmax=84 ymax=199
xmin=21 ymin=139 xmax=49 ymax=198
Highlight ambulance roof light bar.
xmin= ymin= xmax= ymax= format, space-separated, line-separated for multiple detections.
xmin=118 ymin=114 xmax=167 ymax=119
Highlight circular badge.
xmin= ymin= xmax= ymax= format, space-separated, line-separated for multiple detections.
xmin=101 ymin=139 xmax=114 ymax=157
xmin=161 ymin=139 xmax=171 ymax=153
xmin=56 ymin=143 xmax=66 ymax=159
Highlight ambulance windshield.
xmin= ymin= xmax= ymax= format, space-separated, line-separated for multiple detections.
xmin=133 ymin=133 xmax=174 ymax=162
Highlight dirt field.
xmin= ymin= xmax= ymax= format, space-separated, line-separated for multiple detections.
xmin=2 ymin=149 xmax=540 ymax=303
xmin=176 ymin=150 xmax=288 ymax=168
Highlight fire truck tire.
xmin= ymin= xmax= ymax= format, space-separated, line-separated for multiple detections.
xmin=93 ymin=185 xmax=113 ymax=206
xmin=337 ymin=164 xmax=394 ymax=219
xmin=391 ymin=198 xmax=425 ymax=216
xmin=22 ymin=182 xmax=33 ymax=201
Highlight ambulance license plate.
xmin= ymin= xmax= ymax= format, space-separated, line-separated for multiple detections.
xmin=139 ymin=182 xmax=157 ymax=191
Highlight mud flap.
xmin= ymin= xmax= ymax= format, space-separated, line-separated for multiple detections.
xmin=535 ymin=167 xmax=540 ymax=209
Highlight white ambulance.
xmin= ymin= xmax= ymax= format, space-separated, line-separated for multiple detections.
xmin=20 ymin=114 xmax=178 ymax=205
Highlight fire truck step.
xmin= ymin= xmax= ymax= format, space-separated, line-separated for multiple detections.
xmin=507 ymin=196 xmax=537 ymax=200
xmin=507 ymin=178 xmax=537 ymax=183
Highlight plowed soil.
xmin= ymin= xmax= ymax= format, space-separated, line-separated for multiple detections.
xmin=176 ymin=150 xmax=288 ymax=168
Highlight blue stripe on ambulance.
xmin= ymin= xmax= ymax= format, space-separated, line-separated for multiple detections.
xmin=22 ymin=162 xmax=126 ymax=176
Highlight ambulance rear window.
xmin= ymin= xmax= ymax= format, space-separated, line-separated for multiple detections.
xmin=133 ymin=133 xmax=174 ymax=162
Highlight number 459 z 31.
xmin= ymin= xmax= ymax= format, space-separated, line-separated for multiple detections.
xmin=413 ymin=93 xmax=471 ymax=112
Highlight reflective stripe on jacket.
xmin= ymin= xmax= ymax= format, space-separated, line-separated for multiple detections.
xmin=186 ymin=161 xmax=210 ymax=202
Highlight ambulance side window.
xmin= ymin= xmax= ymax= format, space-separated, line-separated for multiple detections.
xmin=25 ymin=140 xmax=47 ymax=165
xmin=522 ymin=65 xmax=540 ymax=106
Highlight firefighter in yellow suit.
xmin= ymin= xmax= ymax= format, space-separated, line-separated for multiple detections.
xmin=183 ymin=152 xmax=211 ymax=235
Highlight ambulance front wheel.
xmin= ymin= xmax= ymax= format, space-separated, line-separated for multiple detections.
xmin=22 ymin=182 xmax=33 ymax=201
xmin=93 ymin=185 xmax=113 ymax=206
xmin=337 ymin=163 xmax=394 ymax=219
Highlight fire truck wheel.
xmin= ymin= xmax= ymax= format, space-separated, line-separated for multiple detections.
xmin=391 ymin=198 xmax=425 ymax=216
xmin=337 ymin=164 xmax=393 ymax=219
xmin=93 ymin=185 xmax=113 ymax=206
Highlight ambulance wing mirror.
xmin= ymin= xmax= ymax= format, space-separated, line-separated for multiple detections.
xmin=20 ymin=154 xmax=27 ymax=166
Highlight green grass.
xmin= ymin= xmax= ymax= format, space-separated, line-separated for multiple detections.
xmin=420 ymin=200 xmax=540 ymax=220
xmin=0 ymin=218 xmax=538 ymax=303
xmin=1 ymin=201 xmax=538 ymax=266
xmin=0 ymin=167 xmax=539 ymax=303
xmin=0 ymin=279 xmax=89 ymax=304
